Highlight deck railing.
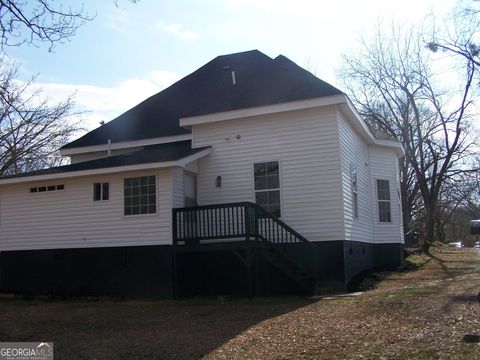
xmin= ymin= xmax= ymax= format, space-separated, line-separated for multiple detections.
xmin=172 ymin=202 xmax=318 ymax=280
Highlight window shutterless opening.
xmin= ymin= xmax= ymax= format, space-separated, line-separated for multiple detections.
xmin=254 ymin=161 xmax=281 ymax=218
xmin=93 ymin=182 xmax=109 ymax=201
xmin=124 ymin=175 xmax=156 ymax=215
xmin=30 ymin=184 xmax=64 ymax=193
xmin=351 ymin=165 xmax=358 ymax=219
xmin=377 ymin=179 xmax=392 ymax=223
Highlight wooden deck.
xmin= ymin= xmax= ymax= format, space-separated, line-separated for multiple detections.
xmin=172 ymin=202 xmax=320 ymax=297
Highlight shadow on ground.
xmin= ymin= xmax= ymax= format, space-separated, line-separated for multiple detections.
xmin=0 ymin=296 xmax=313 ymax=360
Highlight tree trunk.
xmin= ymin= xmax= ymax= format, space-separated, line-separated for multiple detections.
xmin=400 ymin=158 xmax=411 ymax=234
xmin=422 ymin=201 xmax=438 ymax=252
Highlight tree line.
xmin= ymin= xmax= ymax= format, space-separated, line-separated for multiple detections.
xmin=338 ymin=0 xmax=480 ymax=250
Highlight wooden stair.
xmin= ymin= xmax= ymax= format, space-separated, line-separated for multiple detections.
xmin=261 ymin=244 xmax=316 ymax=293
xmin=173 ymin=201 xmax=319 ymax=296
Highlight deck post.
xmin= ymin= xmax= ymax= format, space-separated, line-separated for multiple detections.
xmin=172 ymin=209 xmax=179 ymax=299
xmin=172 ymin=249 xmax=179 ymax=299
xmin=172 ymin=202 xmax=318 ymax=296
xmin=313 ymin=245 xmax=319 ymax=291
xmin=246 ymin=247 xmax=255 ymax=298
xmin=253 ymin=205 xmax=259 ymax=241
xmin=245 ymin=204 xmax=251 ymax=241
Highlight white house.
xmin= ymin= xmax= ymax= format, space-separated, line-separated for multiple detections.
xmin=0 ymin=50 xmax=404 ymax=297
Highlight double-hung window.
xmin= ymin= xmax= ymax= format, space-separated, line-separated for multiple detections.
xmin=93 ymin=182 xmax=109 ymax=201
xmin=376 ymin=179 xmax=391 ymax=223
xmin=124 ymin=175 xmax=156 ymax=215
xmin=351 ymin=165 xmax=358 ymax=219
xmin=254 ymin=161 xmax=281 ymax=218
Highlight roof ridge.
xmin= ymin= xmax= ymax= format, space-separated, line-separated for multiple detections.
xmin=62 ymin=50 xmax=344 ymax=150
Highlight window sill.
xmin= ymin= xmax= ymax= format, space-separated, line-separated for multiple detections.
xmin=123 ymin=212 xmax=159 ymax=219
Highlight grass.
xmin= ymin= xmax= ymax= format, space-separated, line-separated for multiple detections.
xmin=405 ymin=253 xmax=431 ymax=267
xmin=0 ymin=248 xmax=479 ymax=359
xmin=374 ymin=286 xmax=435 ymax=300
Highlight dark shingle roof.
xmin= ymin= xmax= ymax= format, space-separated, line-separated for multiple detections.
xmin=62 ymin=50 xmax=342 ymax=150
xmin=1 ymin=141 xmax=209 ymax=180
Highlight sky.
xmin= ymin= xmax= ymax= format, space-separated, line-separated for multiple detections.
xmin=7 ymin=0 xmax=456 ymax=132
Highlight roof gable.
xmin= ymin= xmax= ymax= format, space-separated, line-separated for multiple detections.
xmin=62 ymin=50 xmax=343 ymax=150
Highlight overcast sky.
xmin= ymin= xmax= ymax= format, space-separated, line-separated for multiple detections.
xmin=8 ymin=0 xmax=456 ymax=131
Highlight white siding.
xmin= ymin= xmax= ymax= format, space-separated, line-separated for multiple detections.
xmin=171 ymin=167 xmax=184 ymax=208
xmin=0 ymin=169 xmax=174 ymax=251
xmin=192 ymin=106 xmax=345 ymax=242
xmin=369 ymin=146 xmax=404 ymax=244
xmin=185 ymin=160 xmax=198 ymax=173
xmin=338 ymin=112 xmax=374 ymax=243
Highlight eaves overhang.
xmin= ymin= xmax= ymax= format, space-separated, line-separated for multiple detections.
xmin=0 ymin=148 xmax=210 ymax=185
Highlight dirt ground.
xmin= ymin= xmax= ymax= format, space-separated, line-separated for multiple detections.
xmin=0 ymin=247 xmax=479 ymax=359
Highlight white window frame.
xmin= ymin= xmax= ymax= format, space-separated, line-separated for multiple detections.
xmin=351 ymin=164 xmax=358 ymax=219
xmin=376 ymin=179 xmax=392 ymax=223
xmin=93 ymin=182 xmax=109 ymax=201
xmin=123 ymin=175 xmax=157 ymax=216
xmin=29 ymin=184 xmax=65 ymax=194
xmin=253 ymin=160 xmax=282 ymax=218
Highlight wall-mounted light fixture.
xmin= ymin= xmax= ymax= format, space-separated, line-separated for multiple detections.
xmin=215 ymin=176 xmax=222 ymax=187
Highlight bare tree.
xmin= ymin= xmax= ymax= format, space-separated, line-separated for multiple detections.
xmin=427 ymin=0 xmax=480 ymax=72
xmin=338 ymin=23 xmax=478 ymax=250
xmin=0 ymin=0 xmax=92 ymax=51
xmin=0 ymin=56 xmax=79 ymax=175
xmin=0 ymin=0 xmax=139 ymax=51
xmin=0 ymin=1 xmax=139 ymax=174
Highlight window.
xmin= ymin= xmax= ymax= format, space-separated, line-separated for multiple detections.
xmin=254 ymin=161 xmax=281 ymax=217
xmin=124 ymin=175 xmax=156 ymax=215
xmin=377 ymin=179 xmax=391 ymax=223
xmin=351 ymin=165 xmax=358 ymax=219
xmin=30 ymin=184 xmax=64 ymax=193
xmin=93 ymin=182 xmax=109 ymax=201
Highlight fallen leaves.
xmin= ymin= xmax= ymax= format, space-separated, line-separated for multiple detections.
xmin=0 ymin=248 xmax=479 ymax=359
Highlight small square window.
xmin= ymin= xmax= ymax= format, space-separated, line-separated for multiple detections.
xmin=94 ymin=182 xmax=109 ymax=201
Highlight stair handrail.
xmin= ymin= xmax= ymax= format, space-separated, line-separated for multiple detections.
xmin=246 ymin=202 xmax=318 ymax=284
xmin=172 ymin=201 xmax=319 ymax=291
xmin=245 ymin=202 xmax=313 ymax=245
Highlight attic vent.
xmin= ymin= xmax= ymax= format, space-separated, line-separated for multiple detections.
xmin=223 ymin=65 xmax=236 ymax=85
